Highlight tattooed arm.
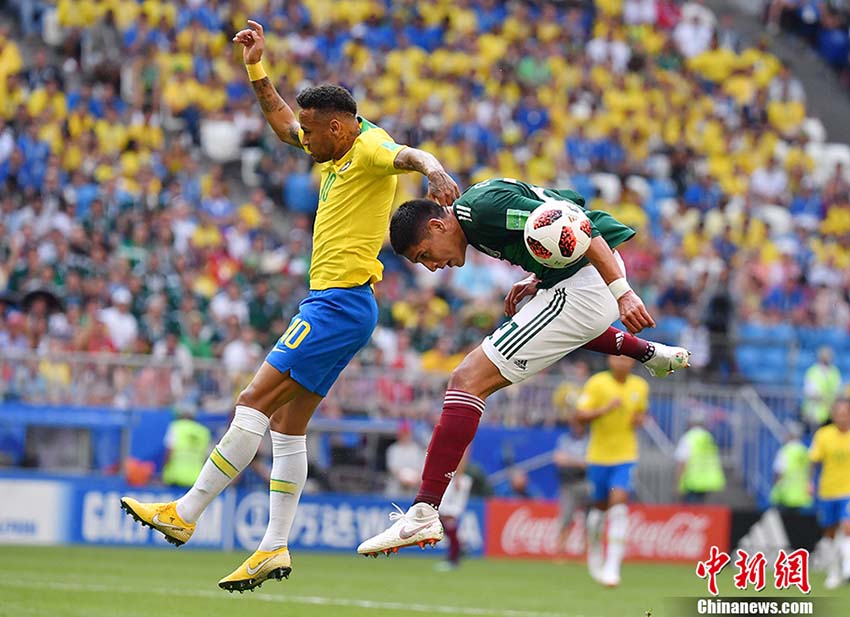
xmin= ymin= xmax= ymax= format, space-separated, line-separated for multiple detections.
xmin=392 ymin=147 xmax=461 ymax=206
xmin=249 ymin=77 xmax=302 ymax=147
xmin=233 ymin=20 xmax=301 ymax=148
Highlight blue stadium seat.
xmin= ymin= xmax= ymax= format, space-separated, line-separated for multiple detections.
xmin=795 ymin=349 xmax=818 ymax=370
xmin=738 ymin=322 xmax=794 ymax=345
xmin=796 ymin=327 xmax=843 ymax=350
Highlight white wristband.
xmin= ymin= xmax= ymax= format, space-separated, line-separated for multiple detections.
xmin=608 ymin=278 xmax=632 ymax=300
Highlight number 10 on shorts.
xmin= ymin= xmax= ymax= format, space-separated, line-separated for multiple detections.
xmin=279 ymin=318 xmax=311 ymax=349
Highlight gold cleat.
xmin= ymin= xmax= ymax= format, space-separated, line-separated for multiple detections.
xmin=218 ymin=548 xmax=292 ymax=593
xmin=119 ymin=497 xmax=195 ymax=546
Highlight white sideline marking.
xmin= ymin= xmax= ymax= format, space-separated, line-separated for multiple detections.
xmin=0 ymin=578 xmax=596 ymax=617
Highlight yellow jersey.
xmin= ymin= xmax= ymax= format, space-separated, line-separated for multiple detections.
xmin=578 ymin=371 xmax=649 ymax=465
xmin=302 ymin=117 xmax=408 ymax=290
xmin=810 ymin=424 xmax=850 ymax=499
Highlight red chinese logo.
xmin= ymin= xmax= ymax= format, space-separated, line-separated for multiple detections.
xmin=696 ymin=545 xmax=731 ymax=596
xmin=733 ymin=550 xmax=767 ymax=592
xmin=774 ymin=549 xmax=811 ymax=594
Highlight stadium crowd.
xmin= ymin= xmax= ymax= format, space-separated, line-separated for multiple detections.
xmin=765 ymin=0 xmax=850 ymax=86
xmin=2 ymin=0 xmax=850 ymax=410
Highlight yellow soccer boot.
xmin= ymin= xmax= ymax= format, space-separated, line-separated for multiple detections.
xmin=119 ymin=497 xmax=195 ymax=546
xmin=218 ymin=547 xmax=292 ymax=593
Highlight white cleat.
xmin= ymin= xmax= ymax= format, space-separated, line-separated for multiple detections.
xmin=588 ymin=549 xmax=605 ymax=583
xmin=357 ymin=503 xmax=444 ymax=557
xmin=599 ymin=570 xmax=621 ymax=588
xmin=825 ymin=571 xmax=843 ymax=590
xmin=643 ymin=343 xmax=691 ymax=377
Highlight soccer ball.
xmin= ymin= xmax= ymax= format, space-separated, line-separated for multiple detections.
xmin=523 ymin=200 xmax=593 ymax=268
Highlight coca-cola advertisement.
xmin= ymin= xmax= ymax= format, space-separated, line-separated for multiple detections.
xmin=486 ymin=499 xmax=731 ymax=562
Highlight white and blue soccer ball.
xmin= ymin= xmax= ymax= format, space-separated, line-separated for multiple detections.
xmin=523 ymin=200 xmax=593 ymax=268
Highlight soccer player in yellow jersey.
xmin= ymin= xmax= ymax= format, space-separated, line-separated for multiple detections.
xmin=810 ymin=399 xmax=850 ymax=590
xmin=120 ymin=19 xmax=459 ymax=593
xmin=577 ymin=355 xmax=649 ymax=588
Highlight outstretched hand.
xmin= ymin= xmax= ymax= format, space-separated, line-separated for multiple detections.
xmin=233 ymin=20 xmax=266 ymax=65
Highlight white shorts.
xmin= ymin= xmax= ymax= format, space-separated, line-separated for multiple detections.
xmin=482 ymin=253 xmax=623 ymax=383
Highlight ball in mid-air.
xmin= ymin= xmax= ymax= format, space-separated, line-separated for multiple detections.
xmin=523 ymin=200 xmax=593 ymax=268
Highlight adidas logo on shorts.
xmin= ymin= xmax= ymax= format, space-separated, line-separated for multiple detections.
xmin=513 ymin=359 xmax=528 ymax=370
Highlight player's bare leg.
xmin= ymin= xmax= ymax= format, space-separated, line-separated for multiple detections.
xmin=121 ymin=362 xmax=307 ymax=547
xmin=218 ymin=390 xmax=323 ymax=592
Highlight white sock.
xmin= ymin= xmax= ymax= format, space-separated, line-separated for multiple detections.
xmin=257 ymin=432 xmax=307 ymax=552
xmin=175 ymin=406 xmax=269 ymax=523
xmin=825 ymin=537 xmax=842 ymax=578
xmin=605 ymin=504 xmax=628 ymax=577
xmin=839 ymin=533 xmax=850 ymax=578
xmin=586 ymin=507 xmax=605 ymax=571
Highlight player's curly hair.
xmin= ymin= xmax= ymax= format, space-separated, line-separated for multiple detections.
xmin=390 ymin=199 xmax=446 ymax=256
xmin=296 ymin=84 xmax=357 ymax=115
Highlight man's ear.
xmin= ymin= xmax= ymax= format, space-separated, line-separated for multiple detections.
xmin=328 ymin=116 xmax=341 ymax=134
xmin=427 ymin=217 xmax=446 ymax=233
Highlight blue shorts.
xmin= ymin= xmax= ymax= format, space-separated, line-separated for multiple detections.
xmin=587 ymin=462 xmax=635 ymax=502
xmin=265 ymin=284 xmax=378 ymax=396
xmin=816 ymin=497 xmax=850 ymax=529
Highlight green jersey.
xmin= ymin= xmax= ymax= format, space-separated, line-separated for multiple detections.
xmin=453 ymin=178 xmax=635 ymax=289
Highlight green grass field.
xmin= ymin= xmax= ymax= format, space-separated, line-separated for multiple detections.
xmin=0 ymin=546 xmax=847 ymax=617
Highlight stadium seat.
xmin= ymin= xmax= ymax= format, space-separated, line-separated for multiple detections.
xmin=590 ymin=173 xmax=622 ymax=203
xmin=802 ymin=118 xmax=827 ymax=144
xmin=241 ymin=147 xmax=263 ymax=187
xmin=625 ymin=175 xmax=650 ymax=203
xmin=738 ymin=322 xmax=774 ymax=344
xmin=201 ymin=120 xmax=242 ymax=162
xmin=796 ymin=327 xmax=843 ymax=350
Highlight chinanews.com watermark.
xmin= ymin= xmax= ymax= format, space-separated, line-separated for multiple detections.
xmin=665 ymin=546 xmax=840 ymax=617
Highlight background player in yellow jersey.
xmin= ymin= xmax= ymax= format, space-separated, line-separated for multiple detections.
xmin=577 ymin=355 xmax=649 ymax=588
xmin=120 ymin=19 xmax=459 ymax=593
xmin=810 ymin=399 xmax=850 ymax=590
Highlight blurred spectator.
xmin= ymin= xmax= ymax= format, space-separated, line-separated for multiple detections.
xmin=769 ymin=421 xmax=813 ymax=511
xmin=675 ymin=410 xmax=726 ymax=503
xmin=803 ymin=347 xmax=843 ymax=429
xmin=436 ymin=447 xmax=473 ymax=572
xmin=384 ymin=421 xmax=425 ymax=497
xmin=657 ymin=271 xmax=693 ymax=317
xmin=161 ymin=401 xmax=212 ymax=488
xmin=554 ymin=411 xmax=589 ymax=550
xmin=678 ymin=310 xmax=711 ymax=375
xmin=99 ymin=288 xmax=138 ymax=352
xmin=750 ymin=156 xmax=788 ymax=205
xmin=221 ymin=322 xmax=263 ymax=379
xmin=495 ymin=468 xmax=544 ymax=499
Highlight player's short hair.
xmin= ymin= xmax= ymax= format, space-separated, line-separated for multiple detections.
xmin=390 ymin=199 xmax=445 ymax=255
xmin=296 ymin=84 xmax=357 ymax=115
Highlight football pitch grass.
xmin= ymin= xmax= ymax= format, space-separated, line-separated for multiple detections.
xmin=1 ymin=546 xmax=848 ymax=617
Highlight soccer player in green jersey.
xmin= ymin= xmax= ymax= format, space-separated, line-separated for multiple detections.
xmin=357 ymin=178 xmax=689 ymax=556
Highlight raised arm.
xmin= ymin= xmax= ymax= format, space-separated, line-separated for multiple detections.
xmin=583 ymin=236 xmax=655 ymax=334
xmin=392 ymin=146 xmax=460 ymax=206
xmin=233 ymin=20 xmax=302 ymax=148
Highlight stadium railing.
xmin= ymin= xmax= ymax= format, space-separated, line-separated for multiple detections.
xmin=0 ymin=350 xmax=793 ymax=504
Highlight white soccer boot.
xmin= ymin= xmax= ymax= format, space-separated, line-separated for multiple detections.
xmin=643 ymin=343 xmax=691 ymax=377
xmin=825 ymin=570 xmax=843 ymax=590
xmin=357 ymin=503 xmax=444 ymax=557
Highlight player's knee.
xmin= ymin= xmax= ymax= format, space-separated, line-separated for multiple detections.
xmin=448 ymin=350 xmax=503 ymax=399
xmin=235 ymin=383 xmax=261 ymax=409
